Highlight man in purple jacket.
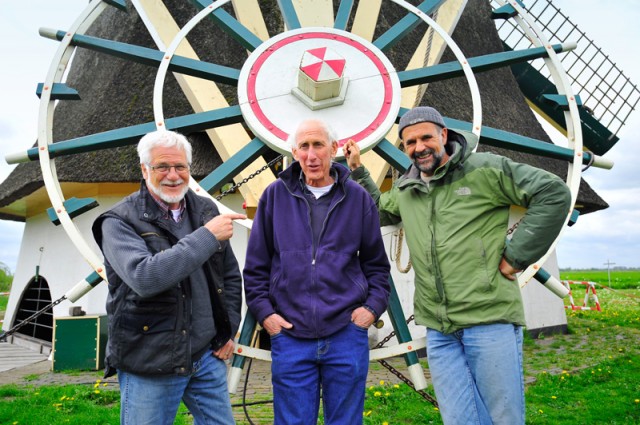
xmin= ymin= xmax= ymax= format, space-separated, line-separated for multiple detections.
xmin=243 ymin=119 xmax=391 ymax=425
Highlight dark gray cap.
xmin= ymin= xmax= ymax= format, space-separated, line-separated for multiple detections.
xmin=398 ymin=106 xmax=446 ymax=138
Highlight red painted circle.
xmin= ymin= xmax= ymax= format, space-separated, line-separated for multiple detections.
xmin=246 ymin=32 xmax=395 ymax=146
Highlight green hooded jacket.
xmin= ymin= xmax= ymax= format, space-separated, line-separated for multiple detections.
xmin=351 ymin=130 xmax=572 ymax=333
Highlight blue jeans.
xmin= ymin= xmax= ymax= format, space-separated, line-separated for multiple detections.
xmin=270 ymin=322 xmax=370 ymax=425
xmin=118 ymin=349 xmax=234 ymax=425
xmin=427 ymin=324 xmax=525 ymax=425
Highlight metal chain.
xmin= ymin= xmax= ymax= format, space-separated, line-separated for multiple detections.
xmin=373 ymin=315 xmax=416 ymax=349
xmin=215 ymin=155 xmax=284 ymax=200
xmin=0 ymin=295 xmax=67 ymax=342
xmin=373 ymin=314 xmax=438 ymax=406
xmin=506 ymin=219 xmax=522 ymax=236
xmin=377 ymin=358 xmax=438 ymax=406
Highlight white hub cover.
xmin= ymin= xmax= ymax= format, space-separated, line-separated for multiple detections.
xmin=238 ymin=27 xmax=401 ymax=159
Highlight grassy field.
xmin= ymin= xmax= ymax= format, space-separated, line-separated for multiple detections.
xmin=0 ymin=270 xmax=639 ymax=424
xmin=358 ymin=269 xmax=640 ymax=425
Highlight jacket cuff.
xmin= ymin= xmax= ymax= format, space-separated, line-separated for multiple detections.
xmin=349 ymin=165 xmax=368 ymax=180
xmin=503 ymin=251 xmax=528 ymax=272
xmin=362 ymin=304 xmax=378 ymax=321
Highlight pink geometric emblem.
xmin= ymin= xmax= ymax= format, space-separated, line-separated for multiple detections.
xmin=299 ymin=47 xmax=346 ymax=81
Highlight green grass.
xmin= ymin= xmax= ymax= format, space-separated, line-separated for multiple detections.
xmin=1 ymin=270 xmax=639 ymax=424
xmin=0 ymin=295 xmax=7 ymax=315
xmin=0 ymin=381 xmax=193 ymax=425
xmin=525 ymin=354 xmax=640 ymax=424
xmin=561 ymin=269 xmax=640 ymax=290
xmin=363 ymin=381 xmax=442 ymax=424
xmin=0 ymin=382 xmax=122 ymax=425
xmin=358 ymin=270 xmax=640 ymax=425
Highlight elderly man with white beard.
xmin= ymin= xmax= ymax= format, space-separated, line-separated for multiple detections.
xmin=92 ymin=130 xmax=245 ymax=425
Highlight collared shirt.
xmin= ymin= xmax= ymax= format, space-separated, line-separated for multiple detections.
xmin=150 ymin=194 xmax=187 ymax=222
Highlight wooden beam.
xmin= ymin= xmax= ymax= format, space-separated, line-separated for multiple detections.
xmin=362 ymin=0 xmax=468 ymax=187
xmin=133 ymin=0 xmax=276 ymax=208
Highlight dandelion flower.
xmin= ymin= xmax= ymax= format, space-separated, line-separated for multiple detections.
xmin=635 ymin=399 xmax=639 ymax=404
xmin=538 ymin=409 xmax=544 ymax=414
xmin=393 ymin=384 xmax=400 ymax=389
xmin=380 ymin=380 xmax=385 ymax=385
xmin=94 ymin=390 xmax=100 ymax=394
xmin=374 ymin=391 xmax=382 ymax=397
xmin=551 ymin=396 xmax=557 ymax=400
xmin=364 ymin=410 xmax=372 ymax=417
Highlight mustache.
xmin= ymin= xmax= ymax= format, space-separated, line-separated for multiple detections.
xmin=160 ymin=178 xmax=185 ymax=186
xmin=412 ymin=150 xmax=433 ymax=160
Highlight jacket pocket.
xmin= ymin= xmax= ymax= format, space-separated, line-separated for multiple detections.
xmin=140 ymin=232 xmax=170 ymax=253
xmin=121 ymin=311 xmax=176 ymax=334
xmin=474 ymin=238 xmax=493 ymax=292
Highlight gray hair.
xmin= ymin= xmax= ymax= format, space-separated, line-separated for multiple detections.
xmin=137 ymin=130 xmax=193 ymax=165
xmin=287 ymin=119 xmax=338 ymax=149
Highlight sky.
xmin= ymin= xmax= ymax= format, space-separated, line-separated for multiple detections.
xmin=0 ymin=1 xmax=638 ymax=272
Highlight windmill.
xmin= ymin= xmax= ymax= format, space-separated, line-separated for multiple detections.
xmin=1 ymin=0 xmax=636 ymax=389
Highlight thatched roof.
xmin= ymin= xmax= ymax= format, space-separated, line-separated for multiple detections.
xmin=0 ymin=0 xmax=607 ymax=222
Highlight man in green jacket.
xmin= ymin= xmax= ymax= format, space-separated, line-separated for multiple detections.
xmin=343 ymin=106 xmax=571 ymax=425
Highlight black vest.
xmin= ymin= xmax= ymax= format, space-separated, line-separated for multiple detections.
xmin=92 ymin=182 xmax=232 ymax=377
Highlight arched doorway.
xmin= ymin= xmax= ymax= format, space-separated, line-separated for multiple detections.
xmin=12 ymin=275 xmax=53 ymax=344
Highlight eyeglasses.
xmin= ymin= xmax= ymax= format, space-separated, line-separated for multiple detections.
xmin=146 ymin=163 xmax=190 ymax=174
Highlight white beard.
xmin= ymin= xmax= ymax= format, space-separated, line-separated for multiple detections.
xmin=147 ymin=177 xmax=189 ymax=205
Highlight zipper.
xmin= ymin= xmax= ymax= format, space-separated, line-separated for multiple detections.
xmin=283 ymin=170 xmax=346 ymax=337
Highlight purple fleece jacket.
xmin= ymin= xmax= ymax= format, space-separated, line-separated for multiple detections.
xmin=243 ymin=161 xmax=391 ymax=339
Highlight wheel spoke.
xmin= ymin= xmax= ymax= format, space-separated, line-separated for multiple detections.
xmin=373 ymin=0 xmax=445 ymax=52
xmin=35 ymin=83 xmax=79 ymax=101
xmin=198 ymin=138 xmax=271 ymax=194
xmin=43 ymin=30 xmax=241 ymax=85
xmin=276 ymin=0 xmax=302 ymax=30
xmin=398 ymin=43 xmax=572 ymax=87
xmin=334 ymin=0 xmax=355 ymax=30
xmin=373 ymin=139 xmax=411 ymax=172
xmin=13 ymin=106 xmax=242 ymax=162
xmin=444 ymin=117 xmax=601 ymax=167
xmin=191 ymin=0 xmax=263 ymax=51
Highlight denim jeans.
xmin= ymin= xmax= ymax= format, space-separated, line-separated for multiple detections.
xmin=427 ymin=324 xmax=525 ymax=425
xmin=270 ymin=322 xmax=370 ymax=425
xmin=118 ymin=349 xmax=234 ymax=425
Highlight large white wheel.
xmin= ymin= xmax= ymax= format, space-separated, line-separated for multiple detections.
xmin=7 ymin=0 xmax=606 ymax=390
